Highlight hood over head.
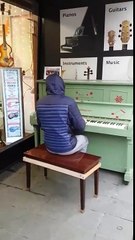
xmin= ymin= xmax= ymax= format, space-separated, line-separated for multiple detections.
xmin=46 ymin=73 xmax=65 ymax=95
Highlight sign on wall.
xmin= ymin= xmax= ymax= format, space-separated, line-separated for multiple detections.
xmin=102 ymin=56 xmax=133 ymax=81
xmin=0 ymin=68 xmax=24 ymax=144
xmin=60 ymin=7 xmax=88 ymax=53
xmin=104 ymin=1 xmax=133 ymax=51
xmin=60 ymin=57 xmax=97 ymax=80
xmin=60 ymin=6 xmax=98 ymax=54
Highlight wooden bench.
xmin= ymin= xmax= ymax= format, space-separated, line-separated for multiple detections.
xmin=23 ymin=144 xmax=101 ymax=212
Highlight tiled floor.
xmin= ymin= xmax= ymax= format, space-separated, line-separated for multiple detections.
xmin=0 ymin=162 xmax=133 ymax=240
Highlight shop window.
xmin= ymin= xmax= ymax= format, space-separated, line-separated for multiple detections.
xmin=0 ymin=1 xmax=38 ymax=145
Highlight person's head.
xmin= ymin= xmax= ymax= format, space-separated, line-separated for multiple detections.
xmin=46 ymin=73 xmax=65 ymax=96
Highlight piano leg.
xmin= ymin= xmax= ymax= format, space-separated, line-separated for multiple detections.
xmin=33 ymin=125 xmax=40 ymax=147
xmin=124 ymin=138 xmax=133 ymax=184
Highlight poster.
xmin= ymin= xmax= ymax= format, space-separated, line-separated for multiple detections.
xmin=104 ymin=1 xmax=133 ymax=51
xmin=102 ymin=56 xmax=133 ymax=81
xmin=60 ymin=57 xmax=97 ymax=80
xmin=60 ymin=6 xmax=98 ymax=53
xmin=0 ymin=68 xmax=24 ymax=144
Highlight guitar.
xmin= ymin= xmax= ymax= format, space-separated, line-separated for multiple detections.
xmin=108 ymin=30 xmax=115 ymax=51
xmin=0 ymin=3 xmax=14 ymax=67
xmin=118 ymin=20 xmax=132 ymax=50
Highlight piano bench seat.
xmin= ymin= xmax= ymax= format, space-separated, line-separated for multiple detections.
xmin=23 ymin=144 xmax=101 ymax=213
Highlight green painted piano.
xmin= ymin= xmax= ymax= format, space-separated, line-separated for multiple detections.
xmin=30 ymin=80 xmax=133 ymax=183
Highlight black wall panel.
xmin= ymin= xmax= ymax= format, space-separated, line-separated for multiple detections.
xmin=37 ymin=0 xmax=133 ymax=79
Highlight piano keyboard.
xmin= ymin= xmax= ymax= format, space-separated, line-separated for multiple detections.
xmin=84 ymin=118 xmax=127 ymax=130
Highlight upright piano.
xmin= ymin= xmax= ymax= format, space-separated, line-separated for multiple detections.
xmin=30 ymin=80 xmax=133 ymax=183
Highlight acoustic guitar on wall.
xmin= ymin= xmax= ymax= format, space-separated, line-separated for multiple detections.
xmin=118 ymin=20 xmax=132 ymax=50
xmin=0 ymin=3 xmax=14 ymax=67
xmin=108 ymin=30 xmax=115 ymax=51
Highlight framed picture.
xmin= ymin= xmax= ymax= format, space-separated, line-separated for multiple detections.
xmin=44 ymin=66 xmax=62 ymax=79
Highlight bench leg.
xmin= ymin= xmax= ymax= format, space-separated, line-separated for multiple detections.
xmin=94 ymin=169 xmax=99 ymax=197
xmin=80 ymin=179 xmax=86 ymax=213
xmin=44 ymin=168 xmax=48 ymax=179
xmin=26 ymin=162 xmax=31 ymax=191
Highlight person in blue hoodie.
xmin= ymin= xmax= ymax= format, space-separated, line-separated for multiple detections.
xmin=36 ymin=73 xmax=88 ymax=155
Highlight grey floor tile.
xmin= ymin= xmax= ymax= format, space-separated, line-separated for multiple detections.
xmin=0 ymin=163 xmax=133 ymax=240
xmin=0 ymin=229 xmax=18 ymax=240
xmin=86 ymin=194 xmax=133 ymax=221
xmin=94 ymin=214 xmax=133 ymax=240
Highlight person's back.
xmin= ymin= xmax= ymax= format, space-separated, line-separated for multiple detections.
xmin=36 ymin=74 xmax=88 ymax=155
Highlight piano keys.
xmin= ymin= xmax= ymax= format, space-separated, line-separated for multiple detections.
xmin=30 ymin=80 xmax=133 ymax=183
xmin=84 ymin=118 xmax=127 ymax=130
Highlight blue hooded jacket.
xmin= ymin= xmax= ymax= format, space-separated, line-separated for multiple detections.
xmin=36 ymin=74 xmax=85 ymax=153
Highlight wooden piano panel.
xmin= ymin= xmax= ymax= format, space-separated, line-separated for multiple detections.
xmin=65 ymin=86 xmax=105 ymax=102
xmin=64 ymin=81 xmax=133 ymax=104
xmin=77 ymin=102 xmax=132 ymax=120
xmin=110 ymin=90 xmax=129 ymax=103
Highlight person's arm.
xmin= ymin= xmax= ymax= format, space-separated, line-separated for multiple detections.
xmin=68 ymin=100 xmax=86 ymax=134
